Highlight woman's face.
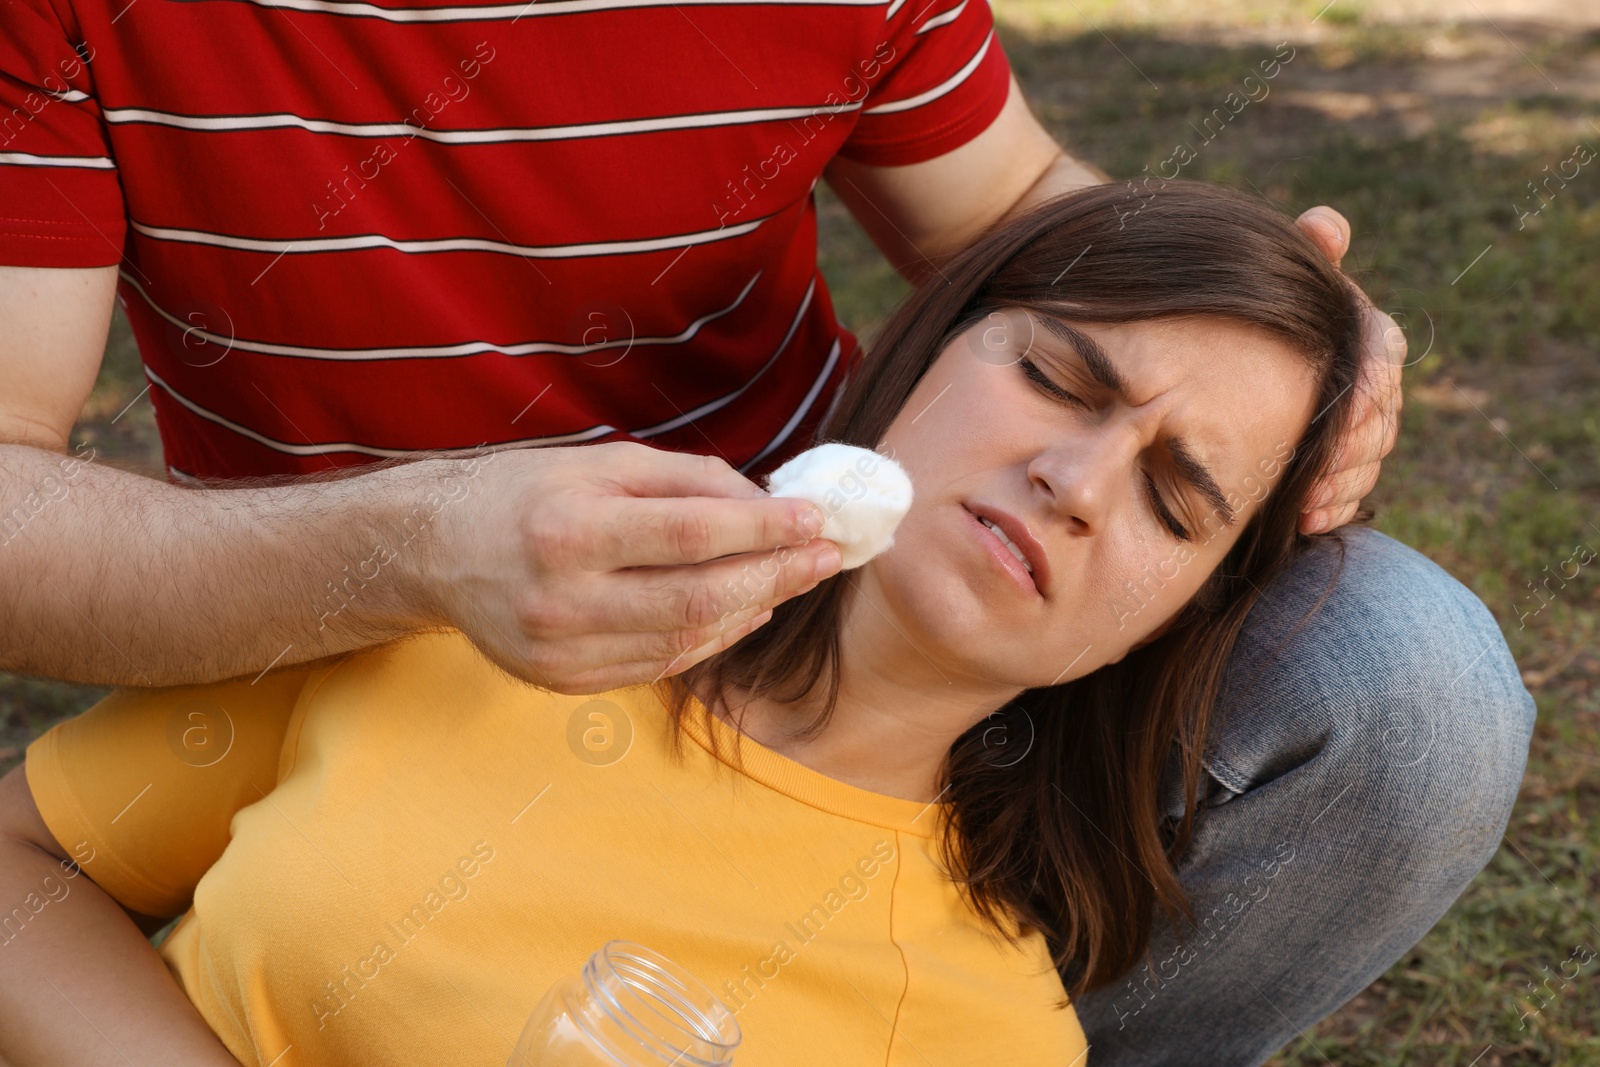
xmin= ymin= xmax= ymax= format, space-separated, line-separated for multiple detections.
xmin=862 ymin=307 xmax=1320 ymax=687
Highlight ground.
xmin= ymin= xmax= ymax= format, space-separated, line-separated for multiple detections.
xmin=3 ymin=0 xmax=1596 ymax=1062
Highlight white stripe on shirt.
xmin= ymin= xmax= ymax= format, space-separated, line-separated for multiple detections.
xmin=127 ymin=211 xmax=771 ymax=260
xmin=633 ymin=275 xmax=815 ymax=437
xmin=144 ymin=362 xmax=621 ymax=456
xmin=138 ymin=274 xmax=817 ymax=457
xmin=117 ymin=269 xmax=762 ymax=361
xmin=0 ymin=151 xmax=115 ymax=169
xmin=179 ymin=0 xmax=884 ymax=24
xmin=914 ymin=0 xmax=966 ymax=34
xmin=102 ymin=101 xmax=861 ymax=143
xmin=863 ymin=29 xmax=992 ymax=115
xmin=742 ymin=333 xmax=841 ymax=472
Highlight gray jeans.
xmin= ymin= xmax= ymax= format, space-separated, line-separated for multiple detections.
xmin=1073 ymin=526 xmax=1536 ymax=1064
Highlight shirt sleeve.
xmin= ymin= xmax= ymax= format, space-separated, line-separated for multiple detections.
xmin=23 ymin=665 xmax=323 ymax=918
xmin=0 ymin=0 xmax=126 ymax=267
xmin=835 ymin=0 xmax=1013 ymax=167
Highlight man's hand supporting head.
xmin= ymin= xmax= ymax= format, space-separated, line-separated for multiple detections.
xmin=1290 ymin=205 xmax=1407 ymax=535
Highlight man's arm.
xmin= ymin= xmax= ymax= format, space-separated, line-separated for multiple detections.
xmin=821 ymin=77 xmax=1404 ymax=536
xmin=0 ymin=262 xmax=445 ymax=684
xmin=0 ymin=264 xmax=839 ymax=690
xmin=823 ymin=71 xmax=1107 ymax=287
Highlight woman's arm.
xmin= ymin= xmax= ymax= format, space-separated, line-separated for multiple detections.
xmin=0 ymin=766 xmax=243 ymax=1067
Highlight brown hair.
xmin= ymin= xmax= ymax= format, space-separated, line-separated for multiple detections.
xmin=652 ymin=179 xmax=1370 ymax=997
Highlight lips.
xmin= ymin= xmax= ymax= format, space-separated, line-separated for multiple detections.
xmin=964 ymin=503 xmax=1051 ymax=597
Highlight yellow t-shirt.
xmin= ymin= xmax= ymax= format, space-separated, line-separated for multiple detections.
xmin=25 ymin=630 xmax=1086 ymax=1066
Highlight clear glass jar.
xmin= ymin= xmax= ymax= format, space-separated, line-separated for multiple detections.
xmin=508 ymin=940 xmax=742 ymax=1067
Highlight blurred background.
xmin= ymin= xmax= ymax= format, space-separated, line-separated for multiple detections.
xmin=5 ymin=0 xmax=1596 ymax=1062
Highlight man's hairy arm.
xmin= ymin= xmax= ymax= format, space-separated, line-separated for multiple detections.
xmin=0 ymin=263 xmax=444 ymax=684
xmin=0 ymin=440 xmax=458 ymax=686
xmin=0 ymin=264 xmax=837 ymax=689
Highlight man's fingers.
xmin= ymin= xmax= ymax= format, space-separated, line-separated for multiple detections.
xmin=1321 ymin=303 xmax=1404 ymax=477
xmin=1366 ymin=302 xmax=1408 ymax=368
xmin=608 ymin=604 xmax=776 ymax=692
xmin=524 ymin=536 xmax=835 ymax=659
xmin=1354 ymin=305 xmax=1407 ymax=415
xmin=653 ymin=604 xmax=778 ymax=682
xmin=1304 ymin=457 xmax=1383 ymax=519
xmin=577 ymin=494 xmax=827 ymax=568
xmin=1342 ymin=360 xmax=1403 ymax=460
xmin=1296 ymin=206 xmax=1351 ymax=269
xmin=1301 ymin=500 xmax=1362 ymax=537
xmin=594 ymin=440 xmax=772 ymax=500
xmin=1290 ymin=260 xmax=1404 ymax=540
xmin=533 ymin=598 xmax=782 ymax=693
xmin=620 ymin=543 xmax=838 ymax=643
xmin=610 ymin=538 xmax=838 ymax=638
xmin=1366 ymin=373 xmax=1403 ymax=457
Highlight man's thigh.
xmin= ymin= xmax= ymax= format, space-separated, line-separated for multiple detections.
xmin=1072 ymin=525 xmax=1536 ymax=1066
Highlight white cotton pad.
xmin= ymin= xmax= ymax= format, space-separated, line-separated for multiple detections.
xmin=764 ymin=443 xmax=914 ymax=570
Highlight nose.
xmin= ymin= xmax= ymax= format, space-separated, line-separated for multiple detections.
xmin=1026 ymin=426 xmax=1138 ymax=536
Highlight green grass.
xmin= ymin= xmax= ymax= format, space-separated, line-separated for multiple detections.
xmin=3 ymin=3 xmax=1597 ymax=1063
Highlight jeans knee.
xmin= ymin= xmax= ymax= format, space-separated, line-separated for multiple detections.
xmin=1326 ymin=529 xmax=1532 ymax=797
xmin=1337 ymin=662 xmax=1532 ymax=879
xmin=1217 ymin=526 xmax=1535 ymax=877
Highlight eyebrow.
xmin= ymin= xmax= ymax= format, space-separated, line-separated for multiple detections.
xmin=1026 ymin=311 xmax=1238 ymax=529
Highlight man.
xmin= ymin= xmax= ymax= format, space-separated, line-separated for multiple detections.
xmin=0 ymin=0 xmax=1532 ymax=1061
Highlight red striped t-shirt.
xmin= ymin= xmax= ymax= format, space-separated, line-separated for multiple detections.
xmin=0 ymin=0 xmax=1012 ymax=483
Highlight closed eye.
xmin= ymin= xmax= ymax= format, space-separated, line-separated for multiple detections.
xmin=1144 ymin=472 xmax=1192 ymax=542
xmin=1018 ymin=356 xmax=1086 ymax=408
xmin=1020 ymin=356 xmax=1191 ymax=542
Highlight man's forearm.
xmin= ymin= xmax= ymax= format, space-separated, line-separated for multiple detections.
xmin=821 ymin=68 xmax=1112 ymax=289
xmin=903 ymin=146 xmax=1107 ymax=285
xmin=0 ymin=444 xmax=464 ymax=686
xmin=1003 ymin=147 xmax=1111 ymax=221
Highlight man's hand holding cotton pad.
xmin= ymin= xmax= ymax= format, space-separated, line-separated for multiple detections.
xmin=763 ymin=443 xmax=914 ymax=569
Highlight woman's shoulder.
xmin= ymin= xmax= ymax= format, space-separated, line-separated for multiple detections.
xmin=308 ymin=629 xmax=546 ymax=703
xmin=300 ymin=629 xmax=670 ymax=743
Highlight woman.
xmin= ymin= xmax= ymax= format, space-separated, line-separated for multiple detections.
xmin=1 ymin=180 xmax=1364 ymax=1066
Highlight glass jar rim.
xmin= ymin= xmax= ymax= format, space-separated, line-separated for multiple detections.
xmin=584 ymin=940 xmax=742 ymax=1065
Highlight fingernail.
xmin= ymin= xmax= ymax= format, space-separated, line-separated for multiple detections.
xmin=1311 ymin=207 xmax=1346 ymax=240
xmin=794 ymin=504 xmax=825 ymax=541
xmin=812 ymin=542 xmax=842 ymax=580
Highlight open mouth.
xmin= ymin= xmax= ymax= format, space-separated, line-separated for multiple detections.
xmin=977 ymin=514 xmax=1033 ymax=574
xmin=962 ymin=505 xmax=1042 ymax=598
